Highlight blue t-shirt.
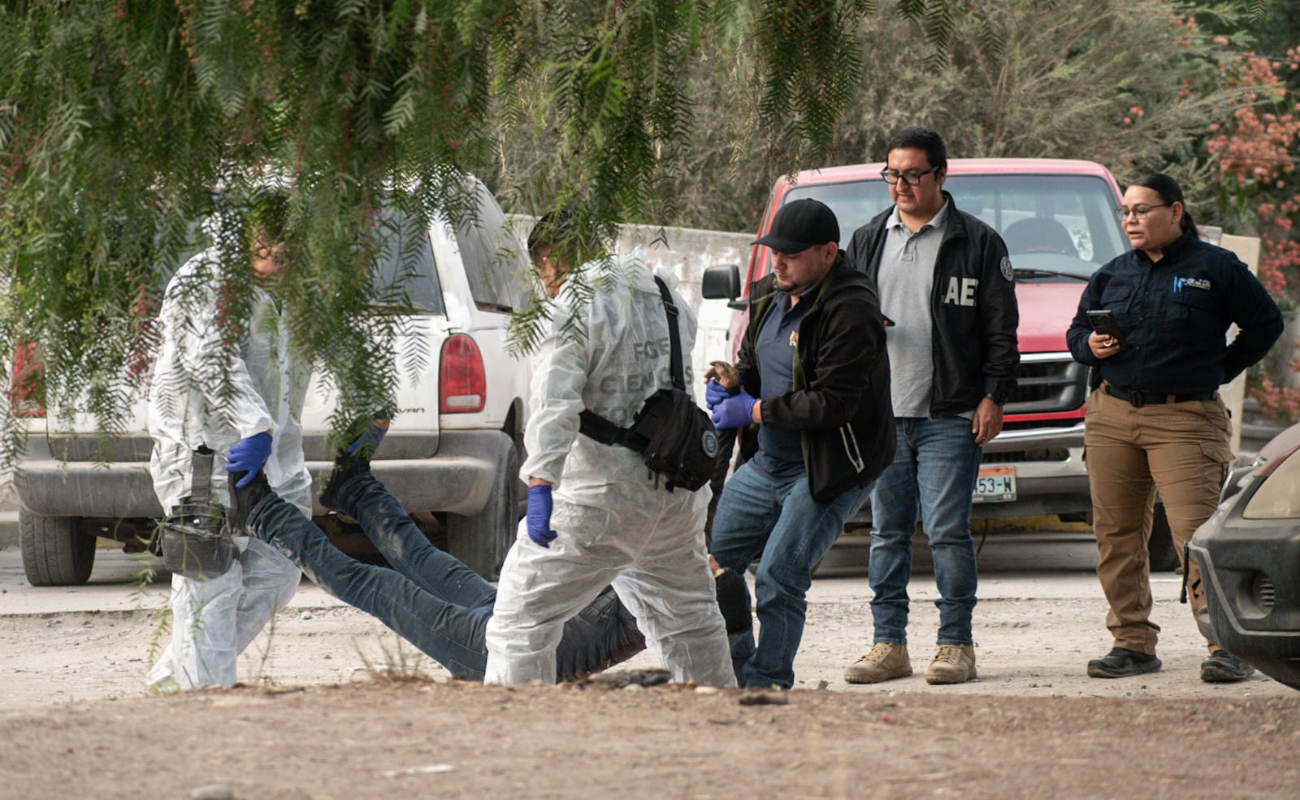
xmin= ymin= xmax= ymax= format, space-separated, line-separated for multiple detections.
xmin=749 ymin=283 xmax=819 ymax=480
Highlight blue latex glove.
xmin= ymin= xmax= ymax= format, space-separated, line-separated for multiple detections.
xmin=704 ymin=379 xmax=735 ymax=410
xmin=526 ymin=485 xmax=558 ymax=548
xmin=226 ymin=431 xmax=273 ymax=487
xmin=711 ymin=390 xmax=757 ymax=430
xmin=347 ymin=419 xmax=389 ymax=457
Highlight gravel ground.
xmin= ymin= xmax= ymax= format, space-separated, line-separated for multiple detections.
xmin=1 ymin=544 xmax=1296 ymax=798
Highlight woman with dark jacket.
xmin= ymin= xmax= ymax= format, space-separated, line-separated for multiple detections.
xmin=1066 ymin=173 xmax=1283 ymax=683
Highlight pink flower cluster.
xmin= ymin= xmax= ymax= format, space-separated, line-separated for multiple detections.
xmin=1205 ymin=48 xmax=1300 ymax=420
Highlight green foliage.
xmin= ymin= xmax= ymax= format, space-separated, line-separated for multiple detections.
xmin=0 ymin=0 xmax=1275 ymax=461
xmin=839 ymin=0 xmax=1248 ymax=192
xmin=0 ymin=0 xmax=901 ymax=458
xmin=751 ymin=1 xmax=874 ymax=172
xmin=494 ymin=0 xmax=1262 ymax=234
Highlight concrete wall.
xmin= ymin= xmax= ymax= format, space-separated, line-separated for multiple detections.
xmin=508 ymin=216 xmax=753 ymax=378
xmin=613 ymin=223 xmax=753 ymax=378
xmin=1205 ymin=229 xmax=1265 ymax=458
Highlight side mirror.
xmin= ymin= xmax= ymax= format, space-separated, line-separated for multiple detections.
xmin=702 ymin=264 xmax=741 ymax=301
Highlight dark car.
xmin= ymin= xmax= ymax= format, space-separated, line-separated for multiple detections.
xmin=1188 ymin=421 xmax=1300 ymax=690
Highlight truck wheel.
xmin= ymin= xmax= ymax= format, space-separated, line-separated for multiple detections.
xmin=1148 ymin=504 xmax=1181 ymax=573
xmin=20 ymin=511 xmax=95 ymax=586
xmin=447 ymin=434 xmax=519 ymax=581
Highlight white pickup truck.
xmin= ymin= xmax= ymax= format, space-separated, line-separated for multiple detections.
xmin=13 ymin=178 xmax=531 ymax=585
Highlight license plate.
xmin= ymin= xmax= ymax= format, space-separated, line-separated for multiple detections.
xmin=972 ymin=465 xmax=1016 ymax=503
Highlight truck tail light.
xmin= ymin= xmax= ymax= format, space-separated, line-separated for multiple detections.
xmin=10 ymin=343 xmax=46 ymax=417
xmin=439 ymin=334 xmax=486 ymax=413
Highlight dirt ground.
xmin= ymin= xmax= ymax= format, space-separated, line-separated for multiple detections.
xmin=2 ymin=679 xmax=1298 ymax=799
xmin=2 ymin=543 xmax=1297 ymax=798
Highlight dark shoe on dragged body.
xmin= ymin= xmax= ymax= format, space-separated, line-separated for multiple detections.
xmin=226 ymin=468 xmax=277 ymax=542
xmin=318 ymin=449 xmax=371 ymax=512
xmin=714 ymin=568 xmax=753 ymax=644
xmin=1087 ymin=647 xmax=1162 ymax=679
xmin=1200 ymin=649 xmax=1255 ymax=683
xmin=318 ymin=418 xmax=385 ymax=511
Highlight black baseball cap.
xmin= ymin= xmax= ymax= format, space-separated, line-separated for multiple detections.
xmin=752 ymin=199 xmax=840 ymax=254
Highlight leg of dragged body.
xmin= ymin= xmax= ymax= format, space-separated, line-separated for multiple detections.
xmin=247 ymin=490 xmax=491 ymax=680
xmin=331 ymin=468 xmax=651 ymax=682
xmin=331 ymin=472 xmax=496 ymax=613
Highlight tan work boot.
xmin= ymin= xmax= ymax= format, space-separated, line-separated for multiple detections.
xmin=925 ymin=644 xmax=976 ymax=685
xmin=843 ymin=643 xmax=912 ymax=684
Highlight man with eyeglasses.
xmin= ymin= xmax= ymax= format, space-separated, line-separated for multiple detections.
xmin=842 ymin=126 xmax=1019 ymax=685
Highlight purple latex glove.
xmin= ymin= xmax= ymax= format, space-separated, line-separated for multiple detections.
xmin=526 ymin=485 xmax=558 ymax=548
xmin=711 ymin=390 xmax=757 ymax=430
xmin=704 ymin=379 xmax=735 ymax=410
xmin=225 ymin=431 xmax=273 ymax=487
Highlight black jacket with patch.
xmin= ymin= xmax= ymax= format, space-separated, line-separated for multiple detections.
xmin=845 ymin=191 xmax=1020 ymax=417
xmin=736 ymin=253 xmax=895 ymax=503
xmin=1066 ymin=230 xmax=1283 ymax=394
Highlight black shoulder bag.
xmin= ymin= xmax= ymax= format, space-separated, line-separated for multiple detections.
xmin=578 ymin=276 xmax=720 ymax=491
xmin=159 ymin=447 xmax=238 ymax=578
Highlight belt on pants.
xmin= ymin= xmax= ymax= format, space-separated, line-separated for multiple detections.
xmin=1103 ymin=384 xmax=1216 ymax=408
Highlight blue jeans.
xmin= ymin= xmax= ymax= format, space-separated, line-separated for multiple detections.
xmin=709 ymin=462 xmax=873 ymax=689
xmin=251 ymin=473 xmax=497 ymax=680
xmin=869 ymin=417 xmax=982 ymax=646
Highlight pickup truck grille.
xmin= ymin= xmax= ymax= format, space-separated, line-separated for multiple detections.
xmin=1005 ymin=353 xmax=1088 ymax=416
xmin=982 ymin=447 xmax=1069 ymax=464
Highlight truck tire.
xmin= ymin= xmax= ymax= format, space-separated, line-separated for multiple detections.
xmin=20 ymin=510 xmax=95 ymax=586
xmin=447 ymin=434 xmax=519 ymax=581
xmin=1148 ymin=504 xmax=1180 ymax=573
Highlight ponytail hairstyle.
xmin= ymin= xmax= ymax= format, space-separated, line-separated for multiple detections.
xmin=1129 ymin=173 xmax=1199 ymax=240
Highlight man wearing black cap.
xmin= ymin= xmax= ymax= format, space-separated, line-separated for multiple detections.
xmin=705 ymin=198 xmax=895 ymax=689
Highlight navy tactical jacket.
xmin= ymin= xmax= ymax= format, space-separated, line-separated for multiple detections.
xmin=1066 ymin=230 xmax=1283 ymax=395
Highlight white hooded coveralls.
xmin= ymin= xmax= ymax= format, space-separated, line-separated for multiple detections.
xmin=146 ymin=251 xmax=312 ymax=690
xmin=484 ymin=259 xmax=736 ymax=687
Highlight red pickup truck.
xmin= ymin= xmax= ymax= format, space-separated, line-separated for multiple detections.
xmin=703 ymin=158 xmax=1182 ymax=569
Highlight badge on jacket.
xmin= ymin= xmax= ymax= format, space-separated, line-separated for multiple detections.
xmin=789 ymin=331 xmax=799 ymax=347
xmin=1173 ymin=276 xmax=1211 ymax=292
xmin=1000 ymin=256 xmax=1014 ymax=283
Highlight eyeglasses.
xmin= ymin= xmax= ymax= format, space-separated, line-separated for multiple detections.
xmin=1116 ymin=203 xmax=1170 ymax=220
xmin=880 ymin=165 xmax=941 ymax=186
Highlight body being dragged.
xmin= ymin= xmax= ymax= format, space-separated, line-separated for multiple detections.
xmin=241 ymin=462 xmax=750 ymax=682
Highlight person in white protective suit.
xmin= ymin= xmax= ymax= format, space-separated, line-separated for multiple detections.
xmin=483 ymin=213 xmax=736 ymax=687
xmin=146 ymin=201 xmax=312 ymax=691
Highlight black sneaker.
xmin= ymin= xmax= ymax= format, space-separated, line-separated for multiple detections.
xmin=1201 ymin=649 xmax=1255 ymax=683
xmin=226 ymin=469 xmax=275 ymax=541
xmin=1087 ymin=647 xmax=1162 ymax=679
xmin=714 ymin=568 xmax=753 ymax=642
xmin=318 ymin=450 xmax=370 ymax=512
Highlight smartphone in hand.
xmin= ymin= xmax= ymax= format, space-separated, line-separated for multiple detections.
xmin=1086 ymin=309 xmax=1127 ymax=349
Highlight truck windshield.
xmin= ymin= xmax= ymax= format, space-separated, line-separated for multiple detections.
xmin=783 ymin=173 xmax=1125 ymax=280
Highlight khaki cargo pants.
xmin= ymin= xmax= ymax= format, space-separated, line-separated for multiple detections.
xmin=1083 ymin=386 xmax=1234 ymax=655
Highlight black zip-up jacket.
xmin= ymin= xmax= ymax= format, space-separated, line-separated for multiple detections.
xmin=845 ymin=192 xmax=1020 ymax=415
xmin=736 ymin=253 xmax=895 ymax=503
xmin=1066 ymin=230 xmax=1283 ymax=394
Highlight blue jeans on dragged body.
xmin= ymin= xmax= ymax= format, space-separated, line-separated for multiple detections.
xmin=709 ymin=462 xmax=873 ymax=689
xmin=868 ymin=417 xmax=982 ymax=646
xmin=250 ymin=473 xmax=497 ymax=680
